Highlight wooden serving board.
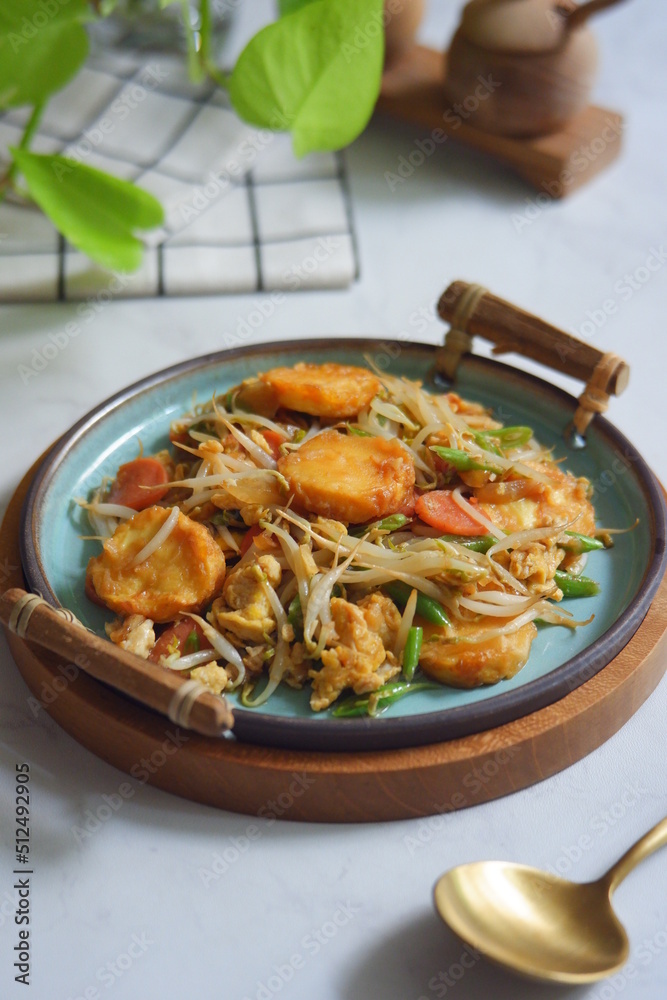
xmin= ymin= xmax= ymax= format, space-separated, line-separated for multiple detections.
xmin=377 ymin=46 xmax=623 ymax=197
xmin=3 ymin=459 xmax=666 ymax=823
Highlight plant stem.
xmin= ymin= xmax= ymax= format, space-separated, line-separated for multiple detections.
xmin=180 ymin=0 xmax=203 ymax=82
xmin=0 ymin=101 xmax=45 ymax=205
xmin=205 ymin=62 xmax=230 ymax=90
xmin=199 ymin=0 xmax=211 ymax=66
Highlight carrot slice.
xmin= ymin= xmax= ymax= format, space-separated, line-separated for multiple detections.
xmin=107 ymin=457 xmax=169 ymax=511
xmin=239 ymin=523 xmax=262 ymax=557
xmin=149 ymin=620 xmax=211 ymax=664
xmin=261 ymin=430 xmax=286 ymax=461
xmin=415 ymin=490 xmax=488 ymax=536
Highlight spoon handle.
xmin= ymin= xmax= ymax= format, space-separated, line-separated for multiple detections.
xmin=601 ymin=817 xmax=667 ymax=895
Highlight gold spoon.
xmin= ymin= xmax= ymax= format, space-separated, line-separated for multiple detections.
xmin=434 ymin=816 xmax=667 ymax=984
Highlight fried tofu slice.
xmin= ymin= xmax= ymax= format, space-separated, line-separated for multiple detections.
xmin=86 ymin=505 xmax=225 ymax=622
xmin=419 ymin=619 xmax=537 ymax=688
xmin=476 ymin=461 xmax=595 ymax=537
xmin=278 ymin=429 xmax=415 ymax=523
xmin=259 ymin=362 xmax=381 ymax=419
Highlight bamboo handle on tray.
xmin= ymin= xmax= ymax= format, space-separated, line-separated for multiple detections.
xmin=0 ymin=588 xmax=234 ymax=738
xmin=437 ymin=280 xmax=630 ymax=438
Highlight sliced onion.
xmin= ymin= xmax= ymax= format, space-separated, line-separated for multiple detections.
xmin=475 ymin=479 xmax=544 ymax=505
xmin=133 ymin=506 xmax=180 ymax=565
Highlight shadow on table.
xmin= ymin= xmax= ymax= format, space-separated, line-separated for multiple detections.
xmin=342 ymin=910 xmax=592 ymax=1000
xmin=351 ymin=116 xmax=534 ymax=210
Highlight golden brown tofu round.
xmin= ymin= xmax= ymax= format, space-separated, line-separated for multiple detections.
xmin=259 ymin=362 xmax=381 ymax=419
xmin=419 ymin=620 xmax=537 ymax=688
xmin=476 ymin=461 xmax=596 ymax=537
xmin=86 ymin=505 xmax=226 ymax=623
xmin=278 ymin=429 xmax=415 ymax=523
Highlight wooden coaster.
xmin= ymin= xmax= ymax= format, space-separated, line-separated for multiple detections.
xmin=2 ymin=458 xmax=665 ymax=823
xmin=378 ymin=46 xmax=623 ymax=197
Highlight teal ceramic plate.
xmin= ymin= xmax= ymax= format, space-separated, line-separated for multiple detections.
xmin=21 ymin=340 xmax=667 ymax=751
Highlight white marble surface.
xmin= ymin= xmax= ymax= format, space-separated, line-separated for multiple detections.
xmin=1 ymin=2 xmax=667 ymax=998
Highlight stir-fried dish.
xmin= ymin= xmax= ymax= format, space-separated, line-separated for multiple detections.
xmin=82 ymin=362 xmax=611 ymax=717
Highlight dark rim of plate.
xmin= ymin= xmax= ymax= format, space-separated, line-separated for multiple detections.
xmin=20 ymin=339 xmax=667 ymax=752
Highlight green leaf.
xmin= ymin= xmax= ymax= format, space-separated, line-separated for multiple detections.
xmin=11 ymin=150 xmax=164 ymax=272
xmin=0 ymin=0 xmax=90 ymax=108
xmin=229 ymin=0 xmax=385 ymax=156
xmin=278 ymin=0 xmax=320 ymax=14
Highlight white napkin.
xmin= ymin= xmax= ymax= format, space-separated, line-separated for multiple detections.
xmin=0 ymin=53 xmax=358 ymax=301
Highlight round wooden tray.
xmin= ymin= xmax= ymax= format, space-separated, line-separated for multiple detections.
xmin=3 ymin=459 xmax=667 ymax=823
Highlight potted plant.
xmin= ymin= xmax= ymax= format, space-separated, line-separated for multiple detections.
xmin=0 ymin=0 xmax=424 ymax=272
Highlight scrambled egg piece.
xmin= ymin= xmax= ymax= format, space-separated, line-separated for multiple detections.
xmin=477 ymin=461 xmax=595 ymax=537
xmin=189 ymin=662 xmax=228 ymax=696
xmin=419 ymin=620 xmax=537 ymax=688
xmin=508 ymin=540 xmax=565 ymax=591
xmin=212 ymin=554 xmax=282 ymax=642
xmin=309 ymin=597 xmax=399 ymax=711
xmin=278 ymin=429 xmax=415 ymax=523
xmin=86 ymin=505 xmax=226 ymax=622
xmin=106 ymin=614 xmax=155 ymax=658
xmin=356 ymin=592 xmax=401 ymax=650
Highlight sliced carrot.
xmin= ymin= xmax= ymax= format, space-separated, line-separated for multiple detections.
xmin=415 ymin=490 xmax=488 ymax=536
xmin=149 ymin=620 xmax=211 ymax=664
xmin=107 ymin=457 xmax=169 ymax=511
xmin=261 ymin=429 xmax=287 ymax=461
xmin=239 ymin=523 xmax=262 ymax=557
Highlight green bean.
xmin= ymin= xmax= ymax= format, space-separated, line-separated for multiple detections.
xmin=430 ymin=446 xmax=502 ymax=475
xmin=563 ymin=530 xmax=605 ymax=553
xmin=474 ymin=426 xmax=533 ymax=451
xmin=402 ymin=626 xmax=423 ymax=681
xmin=554 ymin=570 xmax=600 ymax=598
xmin=287 ymin=594 xmax=303 ymax=631
xmin=439 ymin=533 xmax=497 ymax=553
xmin=383 ymin=581 xmax=450 ymax=626
xmin=352 ymin=513 xmax=410 ymax=536
xmin=331 ymin=680 xmax=439 ymax=718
